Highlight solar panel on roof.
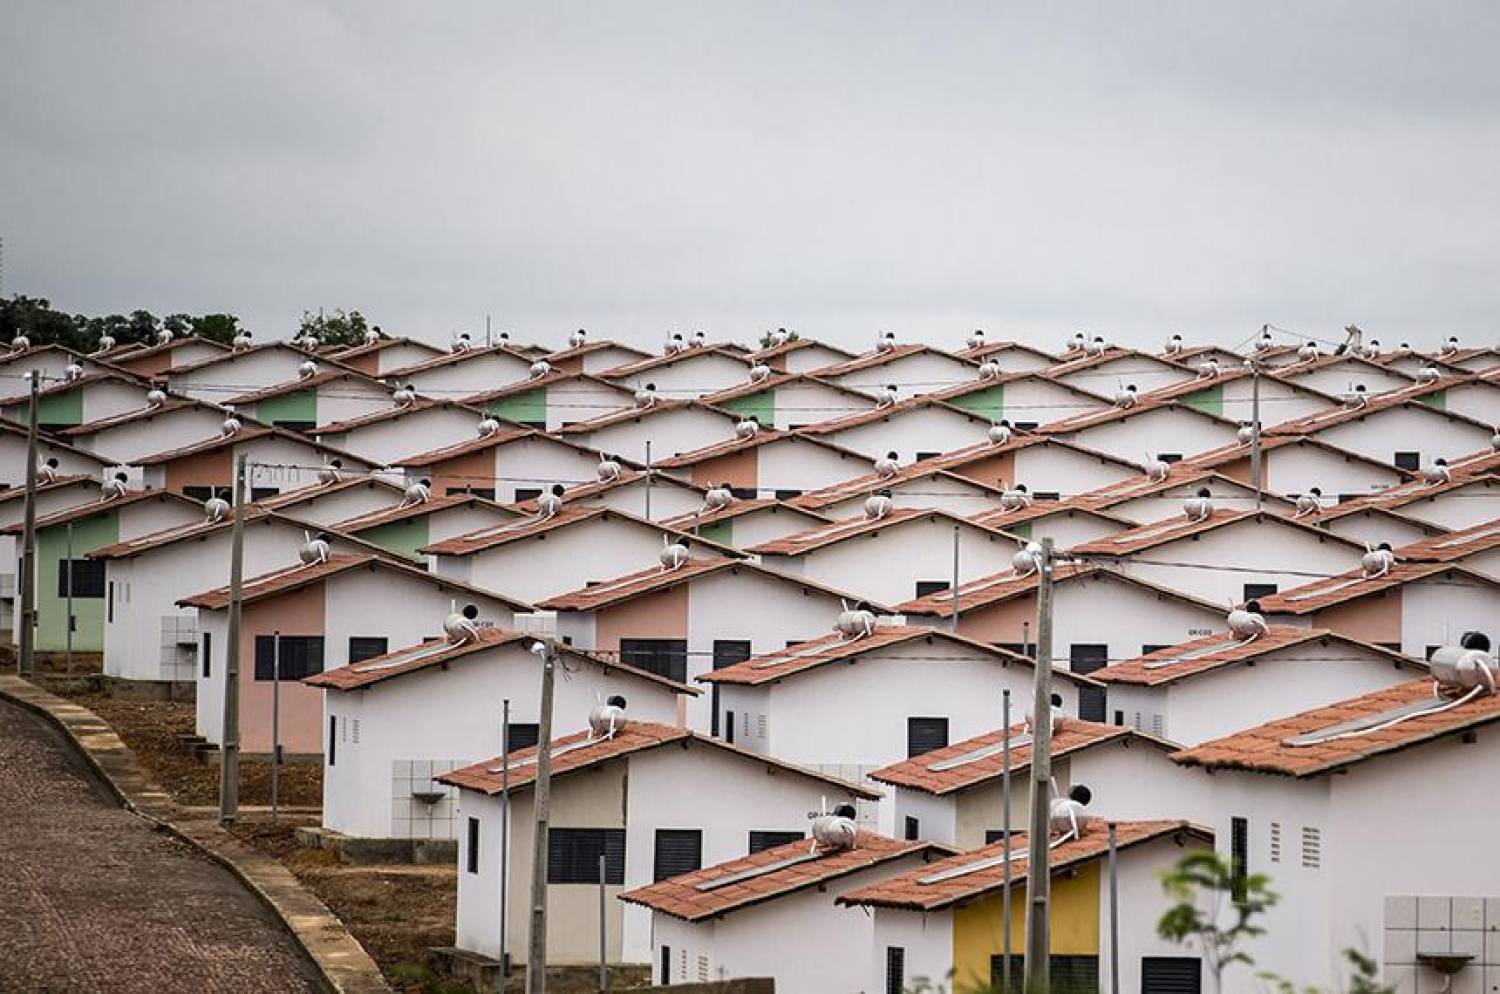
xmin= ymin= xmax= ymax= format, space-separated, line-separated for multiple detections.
xmin=695 ymin=849 xmax=823 ymax=891
xmin=924 ymin=733 xmax=1033 ymax=772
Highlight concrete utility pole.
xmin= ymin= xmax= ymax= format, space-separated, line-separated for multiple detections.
xmin=1001 ymin=687 xmax=1014 ymax=993
xmin=1108 ymin=822 xmax=1121 ymax=994
xmin=1023 ymin=537 xmax=1056 ymax=994
xmin=18 ymin=370 xmax=39 ymax=678
xmin=500 ymin=698 xmax=511 ymax=977
xmin=950 ymin=525 xmax=960 ymax=633
xmin=270 ymin=631 xmax=281 ymax=825
xmin=219 ymin=454 xmax=248 ymax=826
xmin=526 ymin=637 xmax=559 ymax=994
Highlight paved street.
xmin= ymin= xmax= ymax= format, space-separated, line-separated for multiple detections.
xmin=0 ymin=697 xmax=324 ymax=993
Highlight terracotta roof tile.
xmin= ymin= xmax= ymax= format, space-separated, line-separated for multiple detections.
xmin=661 ymin=499 xmax=830 ymax=530
xmin=869 ymin=719 xmax=1137 ymax=795
xmin=793 ymin=396 xmax=985 ymax=436
xmin=810 ymin=344 xmax=951 ymax=377
xmin=619 ymin=832 xmax=943 ymax=922
xmin=1399 ymin=520 xmax=1500 ymax=562
xmin=1039 ymin=398 xmax=1230 ymax=435
xmin=1254 ymin=561 xmax=1473 ymax=614
xmin=314 ymin=398 xmax=479 ymax=434
xmin=750 ymin=507 xmax=1008 ymax=556
xmin=420 ymin=504 xmax=606 ymax=554
xmin=225 ymin=369 xmax=388 ymax=405
xmin=435 ymin=720 xmax=879 ymax=798
xmin=1172 ymin=679 xmax=1500 ymax=777
xmin=1090 ymin=626 xmax=1422 ymax=687
xmin=553 ymin=399 xmax=711 ymax=434
xmin=598 ymin=345 xmax=749 ymax=379
xmin=536 ymin=558 xmax=736 ymax=611
xmin=392 ymin=426 xmax=536 ymax=466
xmin=700 ymin=626 xmax=1088 ymax=687
xmin=385 ymin=344 xmax=534 ymax=376
xmin=331 ymin=493 xmax=514 ymax=534
xmin=303 ymin=628 xmax=690 ymax=694
xmin=894 ymin=562 xmax=1097 ymax=616
xmin=839 ymin=820 xmax=1206 ymax=910
xmin=1069 ymin=508 xmax=1254 ymax=555
xmin=0 ymin=489 xmax=202 ymax=534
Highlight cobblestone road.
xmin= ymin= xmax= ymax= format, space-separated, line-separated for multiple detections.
xmin=0 ymin=697 xmax=324 ymax=993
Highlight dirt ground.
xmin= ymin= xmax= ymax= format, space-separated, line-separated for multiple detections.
xmin=52 ymin=688 xmax=323 ymax=807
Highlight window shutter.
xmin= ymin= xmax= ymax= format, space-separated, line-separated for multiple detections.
xmin=653 ymin=829 xmax=703 ymax=882
xmin=906 ymin=717 xmax=949 ymax=757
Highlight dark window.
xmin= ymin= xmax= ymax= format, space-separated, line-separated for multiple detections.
xmin=182 ymin=486 xmax=214 ymax=501
xmin=1034 ymin=491 xmax=1061 ymax=501
xmin=506 ymin=723 xmax=540 ymax=752
xmin=1114 ymin=709 xmax=1125 ymax=726
xmin=729 ymin=486 xmax=758 ymax=499
xmin=1242 ymin=583 xmax=1277 ymax=601
xmin=328 ymin=716 xmax=336 ymax=766
xmin=1230 ymin=816 xmax=1249 ymax=903
xmin=711 ymin=640 xmax=752 ymax=737
xmin=39 ymin=422 xmax=71 ymax=435
xmin=1142 ymin=956 xmax=1202 ymax=994
xmin=1015 ymin=421 xmax=1039 ymax=430
xmin=548 ymin=828 xmax=626 ymax=884
xmin=907 ymin=717 xmax=949 ymax=757
xmin=903 ymin=816 xmax=920 ymax=840
xmin=471 ymin=488 xmax=496 ymax=500
xmin=653 ymin=829 xmax=703 ymax=882
xmin=994 ymin=642 xmax=1028 ymax=657
xmin=992 ymin=955 xmax=1100 ymax=994
xmin=1377 ymin=642 xmax=1402 ymax=653
xmin=466 ymin=817 xmax=480 ymax=874
xmin=201 ymin=631 xmax=212 ymax=679
xmin=513 ymin=488 xmax=542 ymax=503
xmin=660 ymin=946 xmax=671 ymax=985
xmin=1070 ymin=644 xmax=1109 ymax=722
xmin=916 ymin=451 xmax=941 ymax=461
xmin=108 ymin=581 xmax=114 ymax=621
xmin=619 ymin=638 xmax=688 ymax=683
xmin=1426 ymin=645 xmax=1441 ymax=660
xmin=1142 ymin=644 xmax=1173 ymax=655
xmin=1157 ymin=453 xmax=1183 ymax=464
xmin=1394 ymin=451 xmax=1421 ymax=471
xmin=516 ymin=421 xmax=546 ymax=430
xmin=774 ymin=489 xmax=802 ymax=500
xmin=984 ymin=829 xmax=1010 ymax=845
xmin=348 ymin=636 xmax=388 ymax=664
xmin=251 ymin=487 xmax=279 ymax=501
xmin=748 ymin=830 xmax=804 ymax=853
xmin=725 ymin=710 xmax=735 ymax=745
xmin=1337 ymin=493 xmax=1362 ymax=503
xmin=57 ymin=559 xmax=105 ymax=598
xmin=254 ymin=635 xmax=325 ymax=681
xmin=272 ymin=420 xmax=316 ymax=434
xmin=886 ymin=947 xmax=905 ymax=994
xmin=915 ymin=580 xmax=950 ymax=598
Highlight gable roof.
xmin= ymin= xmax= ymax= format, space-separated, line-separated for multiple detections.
xmin=1091 ymin=626 xmax=1423 ymax=687
xmin=746 ymin=338 xmax=856 ymax=363
xmin=420 ymin=504 xmax=718 ymax=557
xmin=54 ymin=398 xmax=225 ymax=438
xmin=0 ymin=488 xmax=203 ymax=535
xmin=554 ymin=399 xmax=732 ymax=436
xmin=650 ymin=427 xmax=866 ymax=471
xmin=598 ymin=345 xmax=751 ymax=379
xmin=1181 ymin=433 xmax=1413 ymax=479
xmin=838 ymin=820 xmax=1207 ymax=911
xmin=661 ymin=498 xmax=832 ymax=530
xmin=1039 ymin=398 xmax=1236 ymax=436
xmin=1255 ymin=562 xmax=1494 ymax=614
xmin=698 ymin=626 xmax=1078 ymax=688
xmin=302 ymin=626 xmax=689 ymax=694
xmin=535 ymin=558 xmax=883 ymax=613
xmin=541 ymin=339 xmax=652 ymax=364
xmin=225 ymin=369 xmax=390 ymax=406
xmin=163 ymin=340 xmax=335 ymax=376
xmin=750 ymin=507 xmax=1012 ymax=557
xmin=460 ymin=370 xmax=632 ymax=407
xmin=383 ymin=343 xmax=535 ymax=377
xmin=434 ymin=720 xmax=881 ymax=798
xmin=1396 ymin=520 xmax=1500 ymax=562
xmin=894 ymin=562 xmax=1222 ymax=619
xmin=868 ymin=719 xmax=1150 ymax=795
xmin=619 ymin=832 xmax=947 ymax=923
xmin=325 ymin=336 xmax=444 ymax=362
xmin=128 ymin=424 xmax=375 ymax=468
xmin=330 ymin=493 xmax=516 ymax=534
xmin=793 ymin=395 xmax=991 ymax=437
xmin=311 ymin=397 xmax=482 ymax=435
xmin=390 ymin=425 xmax=538 ymax=467
xmin=1070 ymin=508 xmax=1363 ymax=557
xmin=0 ymin=474 xmax=97 ymax=505
xmin=1172 ymin=678 xmax=1500 ymax=777
xmin=811 ymin=343 xmax=972 ymax=379
xmin=1267 ymin=396 xmax=1491 ymax=437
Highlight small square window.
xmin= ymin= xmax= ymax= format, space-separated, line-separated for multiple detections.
xmin=1157 ymin=453 xmax=1183 ymax=464
xmin=915 ymin=580 xmax=950 ymax=598
xmin=1393 ymin=452 xmax=1421 ymax=471
xmin=1242 ymin=583 xmax=1277 ymax=602
xmin=906 ymin=717 xmax=949 ymax=757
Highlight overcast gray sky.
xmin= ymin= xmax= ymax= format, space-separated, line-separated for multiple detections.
xmin=3 ymin=1 xmax=1498 ymax=355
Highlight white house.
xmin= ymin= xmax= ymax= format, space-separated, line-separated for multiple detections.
xmin=702 ymin=625 xmax=1092 ymax=828
xmin=436 ymin=720 xmax=880 ymax=966
xmin=1268 ymin=399 xmax=1494 ymax=471
xmin=226 ymin=369 xmax=394 ymax=433
xmin=385 ymin=345 xmax=535 ymax=397
xmin=555 ymin=401 xmax=743 ymax=465
xmin=326 ymin=336 xmax=444 ymax=377
xmin=0 ymin=420 xmax=115 ymax=488
xmin=745 ymin=337 xmax=856 ymax=375
xmin=662 ymin=499 xmax=833 ymax=550
xmin=463 ymin=371 xmax=635 ymax=431
xmin=599 ymin=346 xmax=753 ymax=396
xmin=544 ymin=339 xmax=652 ymax=376
xmin=1183 ymin=435 xmax=1410 ymax=502
xmin=312 ymin=399 xmax=487 ymax=465
xmin=1093 ymin=626 xmax=1426 ymax=744
xmin=700 ymin=372 xmax=876 ymax=431
xmin=58 ymin=399 xmax=250 ymax=465
xmin=812 ymin=344 xmax=977 ymax=399
xmin=1043 ymin=401 xmax=1242 ymax=466
xmin=795 ymin=397 xmax=1000 ymax=461
xmin=164 ymin=342 xmax=335 ymax=401
xmin=620 ymin=831 xmax=950 ymax=991
xmin=395 ymin=426 xmax=607 ymax=504
xmin=304 ymin=629 xmax=691 ymax=840
xmin=331 ymin=494 xmax=517 ymax=563
xmin=652 ymin=429 xmax=872 ymax=500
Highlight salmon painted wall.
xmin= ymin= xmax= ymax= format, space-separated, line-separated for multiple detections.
xmin=164 ymin=447 xmax=233 ymax=492
xmin=689 ymin=447 xmax=759 ymax=489
xmin=340 ymin=352 xmax=378 ymax=376
xmin=238 ymin=582 xmax=327 ymax=754
xmin=954 ymin=594 xmax=1038 ymax=644
xmin=949 ymin=450 xmax=1015 ymax=490
xmin=1312 ymin=589 xmax=1404 ymax=646
xmin=432 ymin=449 xmax=496 ymax=497
xmin=118 ymin=352 xmax=175 ymax=377
xmin=1216 ymin=455 xmax=1254 ymax=486
xmin=594 ymin=584 xmax=690 ymax=656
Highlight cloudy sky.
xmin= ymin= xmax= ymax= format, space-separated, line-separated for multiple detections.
xmin=3 ymin=1 xmax=1498 ymax=355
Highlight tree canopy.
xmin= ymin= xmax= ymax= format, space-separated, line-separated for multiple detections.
xmin=0 ymin=295 xmax=243 ymax=352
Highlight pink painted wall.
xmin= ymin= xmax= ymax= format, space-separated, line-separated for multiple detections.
xmin=690 ymin=447 xmax=759 ymax=489
xmin=432 ymin=449 xmax=495 ymax=497
xmin=238 ymin=581 xmax=327 ymax=754
xmin=594 ymin=584 xmax=689 ymax=656
xmin=1312 ymin=589 xmax=1403 ymax=646
xmin=954 ymin=594 xmax=1037 ymax=644
xmin=948 ymin=451 xmax=1014 ymax=490
xmin=164 ymin=446 xmax=233 ymax=493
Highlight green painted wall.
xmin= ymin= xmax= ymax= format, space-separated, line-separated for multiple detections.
xmin=696 ymin=519 xmax=734 ymax=546
xmin=947 ymin=384 xmax=1005 ymax=422
xmin=488 ymin=388 xmax=548 ymax=426
xmin=356 ymin=517 xmax=429 ymax=560
xmin=255 ymin=390 xmax=318 ymax=427
xmin=37 ymin=388 xmax=84 ymax=429
xmin=1414 ymin=390 xmax=1446 ymax=410
xmin=1183 ymin=384 xmax=1224 ymax=417
xmin=720 ymin=390 xmax=775 ymax=427
xmin=1009 ymin=521 xmax=1032 ymax=539
xmin=36 ymin=512 xmax=118 ymax=651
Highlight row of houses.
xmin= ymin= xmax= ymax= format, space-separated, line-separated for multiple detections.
xmin=4 ymin=326 xmax=1500 ymax=994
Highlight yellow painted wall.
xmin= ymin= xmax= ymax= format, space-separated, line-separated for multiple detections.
xmin=952 ymin=862 xmax=1101 ymax=991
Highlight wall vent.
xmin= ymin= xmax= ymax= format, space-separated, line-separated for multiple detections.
xmin=1301 ymin=826 xmax=1321 ymax=869
xmin=1269 ymin=822 xmax=1281 ymax=863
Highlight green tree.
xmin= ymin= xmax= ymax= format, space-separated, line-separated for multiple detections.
xmin=297 ymin=308 xmax=372 ymax=348
xmin=1 ymin=295 xmax=242 ymax=350
xmin=1157 ymin=850 xmax=1279 ymax=994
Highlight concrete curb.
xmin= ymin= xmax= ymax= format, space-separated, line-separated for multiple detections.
xmin=0 ymin=675 xmax=393 ymax=994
